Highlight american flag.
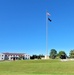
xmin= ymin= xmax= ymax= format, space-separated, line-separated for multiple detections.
xmin=47 ymin=12 xmax=51 ymax=16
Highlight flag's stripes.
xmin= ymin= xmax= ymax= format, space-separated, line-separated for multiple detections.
xmin=47 ymin=12 xmax=51 ymax=16
xmin=48 ymin=18 xmax=52 ymax=22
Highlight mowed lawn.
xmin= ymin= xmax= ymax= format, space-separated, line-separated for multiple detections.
xmin=0 ymin=59 xmax=74 ymax=75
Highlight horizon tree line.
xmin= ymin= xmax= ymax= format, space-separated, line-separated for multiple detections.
xmin=50 ymin=49 xmax=74 ymax=59
xmin=30 ymin=49 xmax=74 ymax=59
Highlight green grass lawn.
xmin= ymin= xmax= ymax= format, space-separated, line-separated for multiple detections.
xmin=0 ymin=59 xmax=74 ymax=75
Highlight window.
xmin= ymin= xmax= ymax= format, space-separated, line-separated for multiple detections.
xmin=2 ymin=55 xmax=4 ymax=57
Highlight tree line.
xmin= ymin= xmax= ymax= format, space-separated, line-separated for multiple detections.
xmin=30 ymin=49 xmax=74 ymax=59
xmin=30 ymin=54 xmax=45 ymax=59
xmin=50 ymin=49 xmax=74 ymax=59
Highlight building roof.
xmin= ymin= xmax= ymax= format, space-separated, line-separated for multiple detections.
xmin=3 ymin=53 xmax=25 ymax=56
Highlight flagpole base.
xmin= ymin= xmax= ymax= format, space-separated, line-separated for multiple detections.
xmin=45 ymin=55 xmax=49 ymax=59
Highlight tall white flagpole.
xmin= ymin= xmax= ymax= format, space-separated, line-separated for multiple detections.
xmin=45 ymin=11 xmax=49 ymax=59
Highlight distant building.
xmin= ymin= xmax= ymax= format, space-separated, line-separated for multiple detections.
xmin=0 ymin=53 xmax=30 ymax=61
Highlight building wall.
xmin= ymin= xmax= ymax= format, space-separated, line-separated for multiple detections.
xmin=8 ymin=55 xmax=19 ymax=60
xmin=0 ymin=53 xmax=30 ymax=60
xmin=0 ymin=53 xmax=5 ymax=60
xmin=24 ymin=54 xmax=30 ymax=59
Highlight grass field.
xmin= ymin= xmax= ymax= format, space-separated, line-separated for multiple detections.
xmin=0 ymin=59 xmax=74 ymax=75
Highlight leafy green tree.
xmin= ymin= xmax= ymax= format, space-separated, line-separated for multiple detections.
xmin=69 ymin=50 xmax=74 ymax=58
xmin=58 ymin=51 xmax=67 ymax=59
xmin=50 ymin=49 xmax=57 ymax=59
xmin=30 ymin=55 xmax=37 ymax=59
xmin=37 ymin=54 xmax=45 ymax=59
xmin=30 ymin=54 xmax=45 ymax=59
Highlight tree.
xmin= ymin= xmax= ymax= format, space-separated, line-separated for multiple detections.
xmin=69 ymin=50 xmax=74 ymax=58
xmin=30 ymin=54 xmax=45 ymax=59
xmin=37 ymin=54 xmax=45 ymax=59
xmin=50 ymin=49 xmax=57 ymax=59
xmin=58 ymin=51 xmax=67 ymax=59
xmin=30 ymin=55 xmax=37 ymax=59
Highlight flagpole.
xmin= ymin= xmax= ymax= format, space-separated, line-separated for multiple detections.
xmin=45 ymin=11 xmax=51 ymax=59
xmin=45 ymin=11 xmax=48 ymax=59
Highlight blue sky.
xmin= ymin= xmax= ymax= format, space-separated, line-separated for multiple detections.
xmin=0 ymin=0 xmax=74 ymax=56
